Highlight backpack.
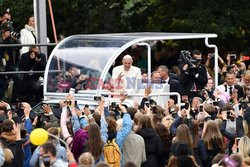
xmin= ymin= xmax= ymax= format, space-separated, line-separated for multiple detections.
xmin=103 ymin=139 xmax=121 ymax=167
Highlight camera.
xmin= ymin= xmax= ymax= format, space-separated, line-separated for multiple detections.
xmin=229 ymin=54 xmax=237 ymax=60
xmin=239 ymin=101 xmax=249 ymax=110
xmin=213 ymin=101 xmax=219 ymax=106
xmin=184 ymin=102 xmax=190 ymax=110
xmin=110 ymin=102 xmax=119 ymax=111
xmin=145 ymin=101 xmax=150 ymax=108
xmin=94 ymin=96 xmax=101 ymax=101
xmin=64 ymin=100 xmax=77 ymax=106
xmin=179 ymin=50 xmax=199 ymax=75
xmin=198 ymin=105 xmax=203 ymax=112
xmin=227 ymin=111 xmax=231 ymax=119
xmin=35 ymin=52 xmax=41 ymax=59
xmin=10 ymin=31 xmax=21 ymax=39
xmin=6 ymin=21 xmax=21 ymax=38
xmin=199 ymin=89 xmax=207 ymax=97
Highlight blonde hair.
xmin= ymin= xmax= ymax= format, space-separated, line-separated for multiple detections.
xmin=175 ymin=124 xmax=193 ymax=151
xmin=243 ymin=120 xmax=250 ymax=138
xmin=3 ymin=148 xmax=13 ymax=163
xmin=238 ymin=136 xmax=250 ymax=159
xmin=79 ymin=152 xmax=95 ymax=167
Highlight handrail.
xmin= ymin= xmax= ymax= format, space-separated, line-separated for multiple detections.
xmin=0 ymin=43 xmax=57 ymax=47
xmin=205 ymin=37 xmax=219 ymax=89
xmin=45 ymin=91 xmax=181 ymax=107
xmin=0 ymin=70 xmax=64 ymax=75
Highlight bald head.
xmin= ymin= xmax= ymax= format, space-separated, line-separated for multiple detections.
xmin=122 ymin=55 xmax=133 ymax=71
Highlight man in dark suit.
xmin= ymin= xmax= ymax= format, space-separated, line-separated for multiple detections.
xmin=217 ymin=71 xmax=244 ymax=100
xmin=157 ymin=65 xmax=181 ymax=103
xmin=179 ymin=50 xmax=208 ymax=101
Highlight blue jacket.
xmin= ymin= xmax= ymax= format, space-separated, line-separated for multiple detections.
xmin=23 ymin=118 xmax=33 ymax=167
xmin=29 ymin=141 xmax=67 ymax=167
xmin=101 ymin=113 xmax=133 ymax=166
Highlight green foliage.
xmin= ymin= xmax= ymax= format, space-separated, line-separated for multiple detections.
xmin=1 ymin=0 xmax=250 ymax=51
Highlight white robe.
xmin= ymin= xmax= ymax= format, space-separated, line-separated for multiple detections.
xmin=111 ymin=65 xmax=141 ymax=94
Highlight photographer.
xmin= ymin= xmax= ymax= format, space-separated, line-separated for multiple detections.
xmin=180 ymin=50 xmax=208 ymax=100
xmin=0 ymin=21 xmax=21 ymax=101
xmin=19 ymin=46 xmax=46 ymax=102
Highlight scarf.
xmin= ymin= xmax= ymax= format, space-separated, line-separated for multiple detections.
xmin=25 ymin=24 xmax=35 ymax=33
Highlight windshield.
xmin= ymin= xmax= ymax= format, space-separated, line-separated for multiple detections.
xmin=46 ymin=37 xmax=131 ymax=94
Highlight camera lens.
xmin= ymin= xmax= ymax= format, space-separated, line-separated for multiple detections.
xmin=10 ymin=31 xmax=21 ymax=38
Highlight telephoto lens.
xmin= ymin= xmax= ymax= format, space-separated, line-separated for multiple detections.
xmin=10 ymin=31 xmax=21 ymax=38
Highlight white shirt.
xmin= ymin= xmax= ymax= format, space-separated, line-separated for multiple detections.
xmin=165 ymin=77 xmax=170 ymax=84
xmin=217 ymin=84 xmax=235 ymax=94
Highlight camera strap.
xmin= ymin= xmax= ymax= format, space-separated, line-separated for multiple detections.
xmin=31 ymin=31 xmax=37 ymax=43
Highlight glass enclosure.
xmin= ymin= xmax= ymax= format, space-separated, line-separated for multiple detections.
xmin=44 ymin=33 xmax=217 ymax=99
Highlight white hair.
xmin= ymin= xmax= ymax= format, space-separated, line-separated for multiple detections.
xmin=123 ymin=54 xmax=133 ymax=61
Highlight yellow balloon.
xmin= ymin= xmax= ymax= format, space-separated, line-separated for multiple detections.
xmin=30 ymin=128 xmax=48 ymax=146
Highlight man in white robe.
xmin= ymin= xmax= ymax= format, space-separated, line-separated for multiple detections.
xmin=111 ymin=55 xmax=142 ymax=94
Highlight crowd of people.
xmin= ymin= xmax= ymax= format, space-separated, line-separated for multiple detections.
xmin=0 ymin=10 xmax=46 ymax=102
xmin=0 ymin=45 xmax=249 ymax=167
xmin=0 ymin=8 xmax=250 ymax=167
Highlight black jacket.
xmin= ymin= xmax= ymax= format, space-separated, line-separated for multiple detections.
xmin=0 ymin=35 xmax=21 ymax=67
xmin=180 ymin=64 xmax=208 ymax=99
xmin=168 ymin=78 xmax=182 ymax=103
xmin=137 ymin=128 xmax=164 ymax=167
xmin=19 ymin=51 xmax=46 ymax=80
xmin=0 ymin=137 xmax=24 ymax=167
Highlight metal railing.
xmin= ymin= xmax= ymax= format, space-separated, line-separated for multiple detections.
xmin=0 ymin=43 xmax=57 ymax=47
xmin=0 ymin=70 xmax=64 ymax=75
xmin=44 ymin=91 xmax=181 ymax=107
xmin=0 ymin=43 xmax=58 ymax=77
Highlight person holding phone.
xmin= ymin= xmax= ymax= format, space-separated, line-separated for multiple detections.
xmin=190 ymin=97 xmax=203 ymax=119
xmin=220 ymin=111 xmax=236 ymax=154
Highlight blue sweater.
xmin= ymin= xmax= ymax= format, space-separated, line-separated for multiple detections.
xmin=23 ymin=118 xmax=32 ymax=167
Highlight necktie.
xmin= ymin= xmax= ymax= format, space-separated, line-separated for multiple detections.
xmin=229 ymin=86 xmax=233 ymax=95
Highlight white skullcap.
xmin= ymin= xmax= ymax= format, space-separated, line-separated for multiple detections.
xmin=123 ymin=54 xmax=133 ymax=60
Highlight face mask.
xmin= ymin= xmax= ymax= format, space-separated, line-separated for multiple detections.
xmin=42 ymin=155 xmax=51 ymax=167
